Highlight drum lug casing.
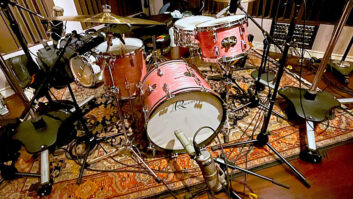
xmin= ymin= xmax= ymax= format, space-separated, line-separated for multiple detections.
xmin=212 ymin=28 xmax=217 ymax=43
xmin=137 ymin=82 xmax=144 ymax=95
xmin=163 ymin=83 xmax=174 ymax=99
xmin=157 ymin=68 xmax=163 ymax=76
xmin=129 ymin=57 xmax=135 ymax=67
xmin=143 ymin=106 xmax=149 ymax=124
xmin=215 ymin=46 xmax=220 ymax=56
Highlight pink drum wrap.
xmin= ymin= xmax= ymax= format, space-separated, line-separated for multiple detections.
xmin=142 ymin=60 xmax=213 ymax=115
xmin=196 ymin=16 xmax=250 ymax=63
xmin=97 ymin=38 xmax=147 ymax=99
xmin=141 ymin=60 xmax=225 ymax=151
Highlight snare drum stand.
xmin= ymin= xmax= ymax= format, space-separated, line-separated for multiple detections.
xmin=212 ymin=0 xmax=311 ymax=188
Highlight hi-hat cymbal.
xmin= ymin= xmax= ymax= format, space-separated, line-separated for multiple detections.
xmin=46 ymin=11 xmax=162 ymax=25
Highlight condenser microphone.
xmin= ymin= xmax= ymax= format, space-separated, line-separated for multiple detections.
xmin=174 ymin=130 xmax=196 ymax=157
xmin=229 ymin=0 xmax=240 ymax=13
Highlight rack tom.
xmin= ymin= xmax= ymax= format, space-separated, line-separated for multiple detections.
xmin=96 ymin=38 xmax=147 ymax=99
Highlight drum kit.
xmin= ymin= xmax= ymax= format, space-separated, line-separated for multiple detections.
xmin=65 ymin=12 xmax=252 ymax=154
xmin=0 ymin=0 xmax=317 ymax=196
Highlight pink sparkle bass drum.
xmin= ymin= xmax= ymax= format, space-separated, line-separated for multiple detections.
xmin=174 ymin=16 xmax=215 ymax=48
xmin=142 ymin=60 xmax=225 ymax=151
xmin=96 ymin=38 xmax=147 ymax=99
xmin=196 ymin=15 xmax=250 ymax=63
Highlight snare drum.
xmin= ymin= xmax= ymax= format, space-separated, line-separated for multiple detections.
xmin=174 ymin=16 xmax=215 ymax=48
xmin=96 ymin=38 xmax=147 ymax=99
xmin=196 ymin=15 xmax=250 ymax=63
xmin=70 ymin=53 xmax=103 ymax=87
xmin=142 ymin=60 xmax=225 ymax=151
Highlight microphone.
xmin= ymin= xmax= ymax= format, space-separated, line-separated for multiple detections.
xmin=174 ymin=130 xmax=196 ymax=157
xmin=175 ymin=130 xmax=226 ymax=193
xmin=229 ymin=0 xmax=240 ymax=14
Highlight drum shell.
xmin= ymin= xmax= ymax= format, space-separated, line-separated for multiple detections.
xmin=142 ymin=60 xmax=225 ymax=152
xmin=142 ymin=60 xmax=213 ymax=114
xmin=196 ymin=17 xmax=250 ymax=63
xmin=100 ymin=46 xmax=147 ymax=99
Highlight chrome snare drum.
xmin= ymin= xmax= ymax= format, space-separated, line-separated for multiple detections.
xmin=174 ymin=16 xmax=215 ymax=48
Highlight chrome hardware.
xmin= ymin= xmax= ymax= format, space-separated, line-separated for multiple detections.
xmin=241 ymin=40 xmax=247 ymax=50
xmin=221 ymin=36 xmax=237 ymax=48
xmin=157 ymin=68 xmax=163 ymax=76
xmin=137 ymin=83 xmax=144 ymax=95
xmin=163 ymin=83 xmax=174 ymax=99
xmin=148 ymin=84 xmax=155 ymax=93
xmin=147 ymin=143 xmax=156 ymax=157
xmin=143 ymin=106 xmax=149 ymax=124
xmin=212 ymin=28 xmax=217 ymax=43
xmin=215 ymin=46 xmax=220 ymax=56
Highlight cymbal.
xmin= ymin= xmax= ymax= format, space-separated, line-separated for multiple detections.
xmin=46 ymin=11 xmax=163 ymax=25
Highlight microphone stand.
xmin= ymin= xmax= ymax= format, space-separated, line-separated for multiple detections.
xmin=212 ymin=0 xmax=311 ymax=187
xmin=0 ymin=0 xmax=96 ymax=186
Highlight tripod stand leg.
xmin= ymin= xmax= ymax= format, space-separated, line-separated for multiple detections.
xmin=266 ymin=143 xmax=310 ymax=187
xmin=128 ymin=146 xmax=162 ymax=183
xmin=77 ymin=146 xmax=90 ymax=184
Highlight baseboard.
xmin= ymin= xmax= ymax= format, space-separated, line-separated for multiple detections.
xmin=252 ymin=41 xmax=353 ymax=62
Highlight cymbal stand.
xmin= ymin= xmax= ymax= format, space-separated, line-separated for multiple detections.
xmin=106 ymin=62 xmax=162 ymax=184
xmin=147 ymin=35 xmax=168 ymax=70
xmin=212 ymin=0 xmax=310 ymax=188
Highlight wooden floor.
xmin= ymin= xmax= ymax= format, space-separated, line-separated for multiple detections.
xmin=169 ymin=140 xmax=353 ymax=199
xmin=169 ymin=54 xmax=353 ymax=199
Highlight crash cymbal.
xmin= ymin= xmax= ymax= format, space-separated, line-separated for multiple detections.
xmin=47 ymin=10 xmax=162 ymax=25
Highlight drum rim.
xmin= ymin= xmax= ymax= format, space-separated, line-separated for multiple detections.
xmin=196 ymin=15 xmax=247 ymax=32
xmin=174 ymin=15 xmax=215 ymax=31
xmin=202 ymin=52 xmax=249 ymax=63
xmin=69 ymin=55 xmax=96 ymax=87
xmin=145 ymin=89 xmax=226 ymax=152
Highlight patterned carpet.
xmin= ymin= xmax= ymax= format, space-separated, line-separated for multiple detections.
xmin=1 ymin=52 xmax=353 ymax=199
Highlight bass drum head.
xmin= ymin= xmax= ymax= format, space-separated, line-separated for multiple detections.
xmin=147 ymin=91 xmax=224 ymax=151
xmin=175 ymin=16 xmax=215 ymax=31
xmin=70 ymin=55 xmax=96 ymax=87
xmin=95 ymin=38 xmax=143 ymax=55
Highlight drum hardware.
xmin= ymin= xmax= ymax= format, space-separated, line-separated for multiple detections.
xmin=212 ymin=0 xmax=311 ymax=187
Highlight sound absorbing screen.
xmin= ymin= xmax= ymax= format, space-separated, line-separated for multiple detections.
xmin=0 ymin=0 xmax=54 ymax=54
